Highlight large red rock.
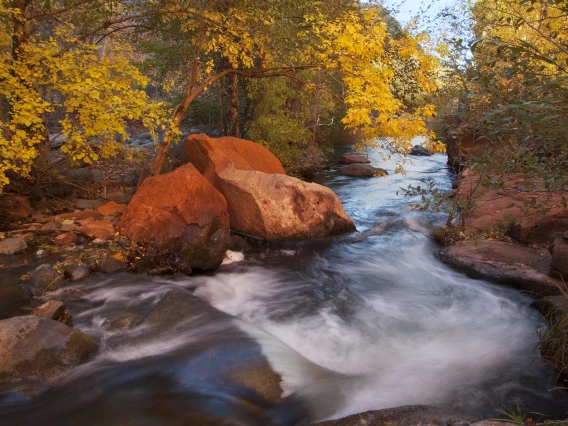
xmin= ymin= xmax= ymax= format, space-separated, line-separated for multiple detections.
xmin=456 ymin=170 xmax=568 ymax=243
xmin=185 ymin=134 xmax=355 ymax=240
xmin=117 ymin=163 xmax=229 ymax=270
xmin=186 ymin=133 xmax=285 ymax=178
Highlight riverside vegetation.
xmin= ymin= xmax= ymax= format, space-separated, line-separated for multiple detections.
xmin=0 ymin=0 xmax=567 ymax=424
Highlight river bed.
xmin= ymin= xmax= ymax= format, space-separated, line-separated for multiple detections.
xmin=1 ymin=140 xmax=567 ymax=424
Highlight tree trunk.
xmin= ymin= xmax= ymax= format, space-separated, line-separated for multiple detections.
xmin=225 ymin=72 xmax=240 ymax=137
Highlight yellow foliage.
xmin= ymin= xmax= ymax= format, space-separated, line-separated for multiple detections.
xmin=0 ymin=7 xmax=168 ymax=192
xmin=307 ymin=7 xmax=441 ymax=165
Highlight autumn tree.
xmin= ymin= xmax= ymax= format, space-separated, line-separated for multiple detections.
xmin=138 ymin=1 xmax=441 ymax=175
xmin=0 ymin=0 xmax=166 ymax=192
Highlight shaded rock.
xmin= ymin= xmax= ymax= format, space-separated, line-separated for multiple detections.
xmin=97 ymin=201 xmax=127 ymax=216
xmin=85 ymin=258 xmax=98 ymax=272
xmin=0 ymin=316 xmax=96 ymax=389
xmin=77 ymin=220 xmax=115 ymax=240
xmin=229 ymin=235 xmax=251 ymax=252
xmin=66 ymin=168 xmax=94 ymax=186
xmin=339 ymin=154 xmax=370 ymax=165
xmin=54 ymin=232 xmax=78 ymax=245
xmin=340 ymin=164 xmax=388 ymax=178
xmin=549 ymin=234 xmax=568 ymax=277
xmin=76 ymin=199 xmax=106 ymax=210
xmin=1 ymin=195 xmax=32 ymax=218
xmin=510 ymin=212 xmax=568 ymax=244
xmin=440 ymin=240 xmax=561 ymax=295
xmin=64 ymin=264 xmax=89 ymax=281
xmin=409 ymin=145 xmax=433 ymax=156
xmin=29 ymin=264 xmax=66 ymax=295
xmin=185 ymin=134 xmax=355 ymax=240
xmin=0 ymin=237 xmax=27 ymax=255
xmin=123 ymin=174 xmax=138 ymax=187
xmin=118 ymin=163 xmax=230 ymax=271
xmin=312 ymin=405 xmax=479 ymax=426
xmin=445 ymin=124 xmax=487 ymax=171
xmin=32 ymin=300 xmax=72 ymax=325
xmin=99 ymin=257 xmax=127 ymax=273
xmin=44 ymin=182 xmax=74 ymax=198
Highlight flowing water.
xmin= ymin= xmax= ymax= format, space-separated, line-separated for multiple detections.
xmin=1 ymin=139 xmax=567 ymax=425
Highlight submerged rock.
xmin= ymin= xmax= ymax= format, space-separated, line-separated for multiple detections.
xmin=185 ymin=134 xmax=355 ymax=240
xmin=0 ymin=316 xmax=96 ymax=390
xmin=118 ymin=163 xmax=230 ymax=271
xmin=409 ymin=145 xmax=433 ymax=156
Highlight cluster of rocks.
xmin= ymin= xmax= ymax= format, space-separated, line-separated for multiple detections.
xmin=116 ymin=134 xmax=356 ymax=270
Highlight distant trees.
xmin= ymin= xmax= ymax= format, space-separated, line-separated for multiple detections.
xmin=1 ymin=0 xmax=442 ymax=190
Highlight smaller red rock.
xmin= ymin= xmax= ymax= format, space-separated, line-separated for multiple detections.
xmin=78 ymin=220 xmax=115 ymax=240
xmin=339 ymin=154 xmax=371 ymax=165
xmin=55 ymin=232 xmax=78 ymax=245
xmin=97 ymin=201 xmax=127 ymax=216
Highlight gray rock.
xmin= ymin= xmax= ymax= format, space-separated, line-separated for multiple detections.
xmin=115 ymin=194 xmax=133 ymax=204
xmin=91 ymin=169 xmax=102 ymax=179
xmin=0 ymin=316 xmax=96 ymax=390
xmin=99 ymin=257 xmax=127 ymax=273
xmin=340 ymin=163 xmax=388 ymax=178
xmin=123 ymin=174 xmax=138 ymax=187
xmin=66 ymin=168 xmax=95 ymax=185
xmin=0 ymin=237 xmax=27 ymax=255
xmin=32 ymin=300 xmax=72 ymax=325
xmin=49 ymin=134 xmax=66 ymax=150
xmin=409 ymin=145 xmax=433 ymax=156
xmin=64 ymin=264 xmax=90 ymax=281
xmin=29 ymin=264 xmax=66 ymax=295
xmin=137 ymin=131 xmax=151 ymax=140
xmin=76 ymin=199 xmax=105 ymax=210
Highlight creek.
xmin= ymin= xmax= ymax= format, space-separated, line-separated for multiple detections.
xmin=1 ymin=139 xmax=567 ymax=425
